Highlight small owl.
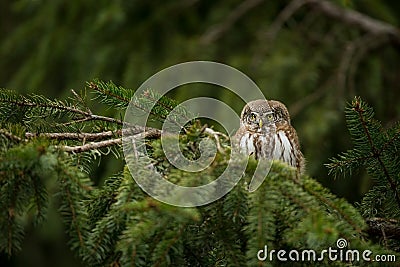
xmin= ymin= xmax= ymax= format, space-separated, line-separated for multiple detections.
xmin=234 ymin=99 xmax=304 ymax=174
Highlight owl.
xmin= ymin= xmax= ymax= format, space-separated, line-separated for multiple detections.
xmin=234 ymin=99 xmax=304 ymax=174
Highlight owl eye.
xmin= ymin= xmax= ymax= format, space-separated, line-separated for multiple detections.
xmin=267 ymin=114 xmax=274 ymax=121
xmin=249 ymin=112 xmax=257 ymax=122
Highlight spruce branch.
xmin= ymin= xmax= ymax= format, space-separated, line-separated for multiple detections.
xmin=87 ymin=80 xmax=131 ymax=109
xmin=7 ymin=82 xmax=400 ymax=264
xmin=65 ymin=185 xmax=85 ymax=247
xmin=139 ymin=89 xmax=193 ymax=132
xmin=277 ymin=164 xmax=365 ymax=233
xmin=326 ymin=151 xmax=372 ymax=177
xmin=381 ymin=128 xmax=400 ymax=153
xmin=87 ymin=80 xmax=188 ymax=129
xmin=352 ymin=99 xmax=400 ymax=211
xmin=0 ymin=89 xmax=124 ymax=125
xmin=300 ymin=180 xmax=364 ymax=234
xmin=152 ymin=227 xmax=184 ymax=267
xmin=327 ymin=97 xmax=400 ymax=252
xmin=7 ymin=96 xmax=88 ymax=117
xmin=56 ymin=157 xmax=93 ymax=257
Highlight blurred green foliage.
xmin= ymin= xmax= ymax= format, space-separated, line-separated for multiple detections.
xmin=1 ymin=0 xmax=400 ymax=266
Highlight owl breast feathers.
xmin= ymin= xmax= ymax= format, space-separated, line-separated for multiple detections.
xmin=234 ymin=99 xmax=304 ymax=174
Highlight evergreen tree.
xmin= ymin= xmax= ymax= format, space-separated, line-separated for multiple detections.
xmin=1 ymin=81 xmax=399 ymax=266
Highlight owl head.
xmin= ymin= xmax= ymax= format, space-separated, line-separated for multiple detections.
xmin=240 ymin=99 xmax=291 ymax=133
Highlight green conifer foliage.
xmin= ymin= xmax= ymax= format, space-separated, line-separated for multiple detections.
xmin=1 ymin=83 xmax=399 ymax=266
xmin=327 ymin=97 xmax=400 ymax=252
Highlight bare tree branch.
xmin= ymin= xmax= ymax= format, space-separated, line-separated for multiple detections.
xmin=201 ymin=0 xmax=265 ymax=44
xmin=26 ymin=130 xmax=123 ymax=141
xmin=26 ymin=125 xmax=227 ymax=155
xmin=61 ymin=138 xmax=123 ymax=153
xmin=289 ymin=32 xmax=388 ymax=118
xmin=334 ymin=34 xmax=379 ymax=99
xmin=264 ymin=0 xmax=310 ymax=43
xmin=289 ymin=76 xmax=333 ymax=118
xmin=251 ymin=0 xmax=313 ymax=67
xmin=204 ymin=127 xmax=229 ymax=153
xmin=60 ymin=128 xmax=162 ymax=153
xmin=310 ymin=0 xmax=400 ymax=42
xmin=266 ymin=0 xmax=400 ymax=42
xmin=252 ymin=0 xmax=400 ymax=68
xmin=347 ymin=34 xmax=390 ymax=95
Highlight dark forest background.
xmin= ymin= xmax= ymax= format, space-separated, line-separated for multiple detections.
xmin=1 ymin=0 xmax=400 ymax=266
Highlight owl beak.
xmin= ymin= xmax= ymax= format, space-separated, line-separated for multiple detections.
xmin=258 ymin=119 xmax=263 ymax=128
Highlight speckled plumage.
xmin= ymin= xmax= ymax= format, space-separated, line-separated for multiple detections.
xmin=234 ymin=99 xmax=304 ymax=174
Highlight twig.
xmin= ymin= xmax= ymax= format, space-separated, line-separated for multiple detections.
xmin=26 ymin=130 xmax=122 ymax=141
xmin=61 ymin=138 xmax=123 ymax=153
xmin=263 ymin=0 xmax=310 ymax=43
xmin=289 ymin=76 xmax=333 ymax=118
xmin=25 ymin=126 xmax=228 ymax=154
xmin=310 ymin=0 xmax=400 ymax=42
xmin=204 ymin=127 xmax=229 ymax=154
xmin=289 ymin=33 xmax=387 ymax=118
xmin=86 ymin=114 xmax=124 ymax=125
xmin=0 ymin=129 xmax=25 ymax=143
xmin=25 ymin=126 xmax=159 ymax=141
xmin=58 ymin=128 xmax=161 ymax=153
xmin=347 ymin=34 xmax=390 ymax=96
xmin=251 ymin=0 xmax=311 ymax=67
xmin=201 ymin=0 xmax=265 ymax=44
xmin=70 ymin=89 xmax=92 ymax=114
xmin=337 ymin=33 xmax=390 ymax=98
xmin=62 ymin=117 xmax=93 ymax=126
xmin=336 ymin=39 xmax=358 ymax=98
